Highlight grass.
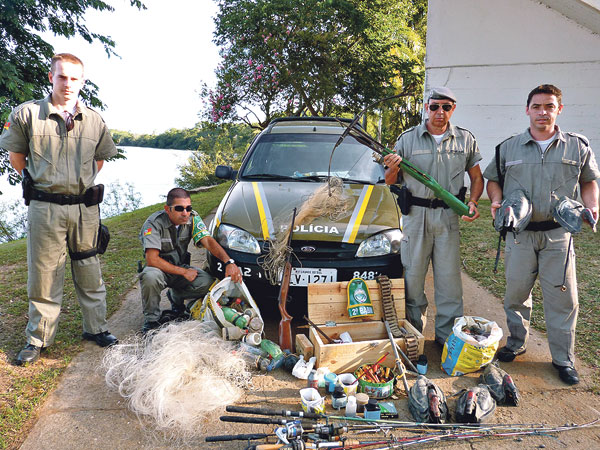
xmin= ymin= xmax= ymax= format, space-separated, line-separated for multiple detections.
xmin=459 ymin=199 xmax=600 ymax=391
xmin=0 ymin=182 xmax=231 ymax=450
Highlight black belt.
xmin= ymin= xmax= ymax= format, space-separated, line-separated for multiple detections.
xmin=31 ymin=189 xmax=85 ymax=205
xmin=524 ymin=221 xmax=561 ymax=232
xmin=411 ymin=195 xmax=449 ymax=209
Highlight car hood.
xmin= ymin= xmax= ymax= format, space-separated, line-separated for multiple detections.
xmin=215 ymin=180 xmax=400 ymax=243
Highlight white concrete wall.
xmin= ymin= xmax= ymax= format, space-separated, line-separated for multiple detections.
xmin=425 ymin=0 xmax=600 ymax=181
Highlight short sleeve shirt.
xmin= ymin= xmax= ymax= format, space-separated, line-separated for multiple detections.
xmin=140 ymin=210 xmax=207 ymax=266
xmin=0 ymin=95 xmax=117 ymax=195
xmin=483 ymin=126 xmax=600 ymax=222
xmin=393 ymin=121 xmax=482 ymax=198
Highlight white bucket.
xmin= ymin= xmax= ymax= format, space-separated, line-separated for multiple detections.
xmin=300 ymin=387 xmax=325 ymax=414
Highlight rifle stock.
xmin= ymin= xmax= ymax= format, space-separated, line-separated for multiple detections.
xmin=277 ymin=208 xmax=297 ymax=351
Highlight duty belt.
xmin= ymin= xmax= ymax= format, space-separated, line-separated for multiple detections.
xmin=524 ymin=221 xmax=562 ymax=232
xmin=411 ymin=195 xmax=449 ymax=209
xmin=31 ymin=189 xmax=85 ymax=205
xmin=376 ymin=275 xmax=420 ymax=362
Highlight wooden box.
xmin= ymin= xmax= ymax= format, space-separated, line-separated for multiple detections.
xmin=307 ymin=279 xmax=424 ymax=373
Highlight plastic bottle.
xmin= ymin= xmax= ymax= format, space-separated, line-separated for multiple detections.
xmin=345 ymin=395 xmax=357 ymax=417
xmin=356 ymin=393 xmax=369 ymax=413
xmin=331 ymin=385 xmax=347 ymax=410
xmin=260 ymin=339 xmax=284 ymax=360
xmin=221 ymin=307 xmax=250 ymax=329
xmin=307 ymin=369 xmax=318 ymax=389
xmin=222 ymin=326 xmax=245 ymax=341
xmin=239 ymin=342 xmax=268 ymax=357
xmin=364 ymin=398 xmax=381 ymax=420
xmin=316 ymin=367 xmax=330 ymax=389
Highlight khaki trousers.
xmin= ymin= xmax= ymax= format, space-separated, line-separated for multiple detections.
xmin=400 ymin=207 xmax=463 ymax=342
xmin=503 ymin=227 xmax=578 ymax=368
xmin=139 ymin=265 xmax=215 ymax=322
xmin=26 ymin=201 xmax=107 ymax=347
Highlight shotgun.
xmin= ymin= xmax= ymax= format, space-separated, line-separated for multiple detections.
xmin=278 ymin=207 xmax=297 ymax=351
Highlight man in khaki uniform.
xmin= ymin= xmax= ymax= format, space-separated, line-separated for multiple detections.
xmin=0 ymin=53 xmax=118 ymax=365
xmin=139 ymin=187 xmax=242 ymax=333
xmin=384 ymin=87 xmax=484 ymax=344
xmin=485 ymin=84 xmax=599 ymax=385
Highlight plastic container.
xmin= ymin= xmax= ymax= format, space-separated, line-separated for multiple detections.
xmin=355 ymin=393 xmax=369 ymax=413
xmin=241 ymin=332 xmax=261 ymax=345
xmin=300 ymin=387 xmax=325 ymax=414
xmin=307 ymin=370 xmax=318 ymax=389
xmin=331 ymin=385 xmax=348 ymax=410
xmin=324 ymin=372 xmax=338 ymax=393
xmin=337 ymin=373 xmax=358 ymax=396
xmin=417 ymin=354 xmax=428 ymax=375
xmin=355 ymin=365 xmax=394 ymax=399
xmin=316 ymin=367 xmax=331 ymax=389
xmin=221 ymin=307 xmax=250 ymax=328
xmin=364 ymin=398 xmax=381 ymax=420
xmin=345 ymin=395 xmax=357 ymax=417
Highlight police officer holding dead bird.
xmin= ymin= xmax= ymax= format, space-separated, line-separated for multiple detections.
xmin=383 ymin=87 xmax=484 ymax=346
xmin=484 ymin=84 xmax=599 ymax=385
xmin=0 ymin=53 xmax=119 ymax=365
xmin=138 ymin=188 xmax=242 ymax=333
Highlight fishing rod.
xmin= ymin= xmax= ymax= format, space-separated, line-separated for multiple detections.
xmin=224 ymin=405 xmax=569 ymax=431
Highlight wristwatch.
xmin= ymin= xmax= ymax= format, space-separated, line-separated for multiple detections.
xmin=224 ymin=258 xmax=235 ymax=266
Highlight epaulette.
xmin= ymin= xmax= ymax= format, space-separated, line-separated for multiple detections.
xmin=394 ymin=125 xmax=418 ymax=143
xmin=566 ymin=132 xmax=590 ymax=146
xmin=495 ymin=134 xmax=519 ymax=153
xmin=454 ymin=125 xmax=476 ymax=139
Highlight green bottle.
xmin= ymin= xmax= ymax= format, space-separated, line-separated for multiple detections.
xmin=222 ymin=307 xmax=249 ymax=329
xmin=260 ymin=339 xmax=284 ymax=360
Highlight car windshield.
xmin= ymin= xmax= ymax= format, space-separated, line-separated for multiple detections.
xmin=240 ymin=133 xmax=385 ymax=184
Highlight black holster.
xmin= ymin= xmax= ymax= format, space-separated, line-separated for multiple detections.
xmin=22 ymin=168 xmax=33 ymax=206
xmin=390 ymin=184 xmax=412 ymax=215
xmin=83 ymin=184 xmax=105 ymax=207
xmin=69 ymin=220 xmax=110 ymax=260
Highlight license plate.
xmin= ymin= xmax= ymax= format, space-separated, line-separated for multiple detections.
xmin=290 ymin=268 xmax=337 ymax=286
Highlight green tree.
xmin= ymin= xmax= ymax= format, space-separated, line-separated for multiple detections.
xmin=0 ymin=0 xmax=145 ymax=191
xmin=202 ymin=0 xmax=426 ymax=130
xmin=176 ymin=123 xmax=256 ymax=188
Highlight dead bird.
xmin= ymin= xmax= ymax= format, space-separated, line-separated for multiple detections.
xmin=479 ymin=362 xmax=520 ymax=406
xmin=408 ymin=375 xmax=450 ymax=423
xmin=455 ymin=384 xmax=497 ymax=424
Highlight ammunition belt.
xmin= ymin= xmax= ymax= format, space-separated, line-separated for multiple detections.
xmin=376 ymin=275 xmax=419 ymax=362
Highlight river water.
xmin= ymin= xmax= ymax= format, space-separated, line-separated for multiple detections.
xmin=0 ymin=146 xmax=195 ymax=207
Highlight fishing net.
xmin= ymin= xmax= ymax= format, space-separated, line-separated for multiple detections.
xmin=102 ymin=320 xmax=253 ymax=440
xmin=259 ymin=176 xmax=352 ymax=285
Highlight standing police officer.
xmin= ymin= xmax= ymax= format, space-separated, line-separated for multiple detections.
xmin=384 ymin=87 xmax=484 ymax=345
xmin=484 ymin=84 xmax=599 ymax=385
xmin=0 ymin=53 xmax=118 ymax=365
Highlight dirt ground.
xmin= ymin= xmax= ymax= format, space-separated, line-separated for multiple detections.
xmin=17 ymin=230 xmax=600 ymax=450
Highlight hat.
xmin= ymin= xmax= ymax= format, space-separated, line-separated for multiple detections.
xmin=428 ymin=87 xmax=457 ymax=103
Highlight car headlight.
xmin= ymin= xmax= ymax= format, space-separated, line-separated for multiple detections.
xmin=356 ymin=229 xmax=403 ymax=257
xmin=216 ymin=224 xmax=261 ymax=254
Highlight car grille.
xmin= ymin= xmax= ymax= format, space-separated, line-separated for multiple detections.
xmin=260 ymin=240 xmax=358 ymax=260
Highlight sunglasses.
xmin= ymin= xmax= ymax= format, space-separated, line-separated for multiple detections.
xmin=170 ymin=205 xmax=193 ymax=212
xmin=428 ymin=103 xmax=453 ymax=112
xmin=65 ymin=112 xmax=74 ymax=132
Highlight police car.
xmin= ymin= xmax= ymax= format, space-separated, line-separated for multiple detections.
xmin=207 ymin=117 xmax=403 ymax=302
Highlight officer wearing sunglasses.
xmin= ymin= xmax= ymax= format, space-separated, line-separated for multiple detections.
xmin=138 ymin=187 xmax=242 ymax=333
xmin=383 ymin=86 xmax=484 ymax=347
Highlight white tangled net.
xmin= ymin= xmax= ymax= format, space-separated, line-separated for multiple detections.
xmin=102 ymin=320 xmax=252 ymax=440
xmin=260 ymin=177 xmax=352 ymax=284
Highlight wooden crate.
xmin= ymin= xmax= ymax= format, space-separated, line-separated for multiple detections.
xmin=307 ymin=279 xmax=424 ymax=373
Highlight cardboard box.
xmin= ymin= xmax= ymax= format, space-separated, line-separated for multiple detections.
xmin=307 ymin=278 xmax=424 ymax=373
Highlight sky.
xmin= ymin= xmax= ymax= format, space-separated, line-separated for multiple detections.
xmin=44 ymin=0 xmax=221 ymax=134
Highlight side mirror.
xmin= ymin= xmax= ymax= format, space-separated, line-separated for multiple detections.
xmin=215 ymin=165 xmax=234 ymax=180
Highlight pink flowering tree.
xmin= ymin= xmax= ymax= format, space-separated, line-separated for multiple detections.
xmin=202 ymin=0 xmax=426 ymax=133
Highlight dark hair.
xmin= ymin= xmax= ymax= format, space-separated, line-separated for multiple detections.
xmin=527 ymin=84 xmax=562 ymax=107
xmin=51 ymin=53 xmax=84 ymax=74
xmin=166 ymin=188 xmax=190 ymax=206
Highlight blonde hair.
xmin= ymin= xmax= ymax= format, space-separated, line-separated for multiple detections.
xmin=51 ymin=53 xmax=84 ymax=74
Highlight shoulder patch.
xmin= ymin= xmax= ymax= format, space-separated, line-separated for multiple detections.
xmin=566 ymin=132 xmax=590 ymax=146
xmin=3 ymin=122 xmax=9 ymax=130
xmin=143 ymin=228 xmax=152 ymax=236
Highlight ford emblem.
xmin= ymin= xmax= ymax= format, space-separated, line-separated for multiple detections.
xmin=301 ymin=246 xmax=316 ymax=253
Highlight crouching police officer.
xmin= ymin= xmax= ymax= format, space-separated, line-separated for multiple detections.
xmin=0 ymin=53 xmax=119 ymax=365
xmin=138 ymin=188 xmax=242 ymax=333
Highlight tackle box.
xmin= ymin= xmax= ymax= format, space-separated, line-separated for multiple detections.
xmin=306 ymin=278 xmax=424 ymax=373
